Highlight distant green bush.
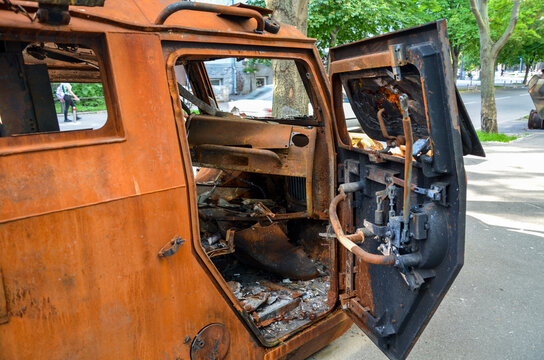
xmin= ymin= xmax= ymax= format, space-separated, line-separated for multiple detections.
xmin=51 ymin=83 xmax=106 ymax=113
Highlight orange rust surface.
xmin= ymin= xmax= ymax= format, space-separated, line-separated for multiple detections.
xmin=0 ymin=2 xmax=352 ymax=359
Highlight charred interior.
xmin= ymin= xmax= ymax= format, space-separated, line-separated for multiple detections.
xmin=196 ymin=169 xmax=332 ymax=340
xmin=175 ymin=57 xmax=334 ymax=341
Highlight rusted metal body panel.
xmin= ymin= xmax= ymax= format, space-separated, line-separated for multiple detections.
xmin=0 ymin=2 xmax=478 ymax=359
xmin=189 ymin=115 xmax=294 ymax=149
xmin=0 ymin=2 xmax=343 ymax=359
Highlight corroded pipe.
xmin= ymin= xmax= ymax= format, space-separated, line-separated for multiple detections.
xmin=329 ymin=190 xmax=395 ymax=265
xmin=155 ymin=2 xmax=265 ymax=33
xmin=377 ymin=108 xmax=396 ymax=140
xmin=399 ymin=94 xmax=413 ymax=228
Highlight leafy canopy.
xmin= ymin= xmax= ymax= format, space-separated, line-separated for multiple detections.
xmin=249 ymin=0 xmax=543 ymax=69
xmin=498 ymin=0 xmax=544 ymax=67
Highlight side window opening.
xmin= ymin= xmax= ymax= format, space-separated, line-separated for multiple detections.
xmin=177 ymin=57 xmax=316 ymax=122
xmin=172 ymin=55 xmax=333 ymax=343
xmin=0 ymin=40 xmax=108 ymax=137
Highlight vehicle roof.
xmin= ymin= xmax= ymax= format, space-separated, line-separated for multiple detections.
xmin=5 ymin=1 xmax=313 ymax=43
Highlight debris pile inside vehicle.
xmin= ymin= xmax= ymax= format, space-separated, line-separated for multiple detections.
xmin=195 ymin=167 xmax=332 ymax=340
xmin=222 ymin=263 xmax=330 ymax=340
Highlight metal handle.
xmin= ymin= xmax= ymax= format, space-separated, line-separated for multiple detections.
xmin=158 ymin=236 xmax=186 ymax=258
xmin=154 ymin=2 xmax=265 ymax=33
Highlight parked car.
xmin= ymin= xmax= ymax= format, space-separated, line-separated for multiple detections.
xmin=227 ymin=85 xmax=359 ymax=123
xmin=227 ymin=84 xmax=273 ymax=117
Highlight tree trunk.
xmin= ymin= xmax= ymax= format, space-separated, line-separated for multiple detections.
xmin=266 ymin=0 xmax=309 ymax=117
xmin=470 ymin=0 xmax=521 ymax=133
xmin=523 ymin=58 xmax=534 ymax=85
xmin=479 ymin=46 xmax=498 ymax=133
xmin=324 ymin=27 xmax=339 ymax=73
xmin=451 ymin=45 xmax=460 ymax=79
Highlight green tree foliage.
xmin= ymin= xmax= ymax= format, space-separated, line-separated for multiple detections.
xmin=418 ymin=0 xmax=479 ymax=74
xmin=51 ymin=83 xmax=106 ymax=113
xmin=251 ymin=0 xmax=541 ymax=81
xmin=242 ymin=58 xmax=272 ymax=74
xmin=251 ymin=0 xmax=478 ymax=73
xmin=498 ymin=0 xmax=544 ymax=83
xmin=250 ymin=0 xmax=422 ymax=56
xmin=307 ymin=0 xmax=422 ymax=56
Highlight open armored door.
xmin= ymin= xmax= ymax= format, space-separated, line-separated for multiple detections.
xmin=328 ymin=21 xmax=483 ymax=359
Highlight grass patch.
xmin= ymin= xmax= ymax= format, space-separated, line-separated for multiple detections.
xmin=458 ymin=87 xmax=479 ymax=93
xmin=476 ymin=131 xmax=518 ymax=142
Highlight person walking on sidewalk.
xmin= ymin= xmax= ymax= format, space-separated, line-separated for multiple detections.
xmin=56 ymin=83 xmax=81 ymax=122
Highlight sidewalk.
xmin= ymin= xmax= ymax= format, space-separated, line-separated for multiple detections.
xmin=56 ymin=110 xmax=107 ymax=131
xmin=308 ymin=134 xmax=544 ymax=360
xmin=456 ymin=71 xmax=531 ymax=89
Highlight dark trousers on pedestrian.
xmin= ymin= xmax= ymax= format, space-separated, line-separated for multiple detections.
xmin=63 ymin=94 xmax=75 ymax=122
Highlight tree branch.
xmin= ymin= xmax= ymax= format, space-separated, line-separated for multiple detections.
xmin=492 ymin=0 xmax=522 ymax=57
xmin=469 ymin=0 xmax=486 ymax=32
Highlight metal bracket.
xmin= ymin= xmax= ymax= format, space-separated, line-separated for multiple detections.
xmin=389 ymin=44 xmax=406 ymax=81
xmin=412 ymin=185 xmax=442 ymax=202
xmin=363 ymin=220 xmax=388 ymax=237
xmin=412 ymin=183 xmax=447 ymax=205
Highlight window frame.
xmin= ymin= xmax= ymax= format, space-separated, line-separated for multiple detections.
xmin=0 ymin=32 xmax=125 ymax=156
xmin=163 ymin=44 xmax=335 ymax=348
xmin=163 ymin=47 xmax=323 ymax=123
xmin=255 ymin=76 xmax=266 ymax=88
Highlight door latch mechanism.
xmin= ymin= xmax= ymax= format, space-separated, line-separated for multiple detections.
xmin=158 ymin=236 xmax=186 ymax=258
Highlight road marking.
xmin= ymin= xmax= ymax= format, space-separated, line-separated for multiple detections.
xmin=519 ymin=94 xmax=530 ymax=97
xmin=495 ymin=96 xmax=512 ymax=100
xmin=464 ymin=101 xmax=479 ymax=105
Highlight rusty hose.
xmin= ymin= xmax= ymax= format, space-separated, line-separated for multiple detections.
xmin=377 ymin=108 xmax=396 ymax=140
xmin=329 ymin=190 xmax=395 ymax=265
xmin=154 ymin=2 xmax=265 ymax=33
xmin=399 ymin=95 xmax=413 ymax=228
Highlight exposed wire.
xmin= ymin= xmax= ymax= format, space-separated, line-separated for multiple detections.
xmin=1 ymin=0 xmax=35 ymax=22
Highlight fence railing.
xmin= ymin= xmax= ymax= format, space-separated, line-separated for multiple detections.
xmin=54 ymin=96 xmax=105 ymax=102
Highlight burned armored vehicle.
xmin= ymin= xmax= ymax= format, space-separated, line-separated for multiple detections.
xmin=0 ymin=1 xmax=483 ymax=359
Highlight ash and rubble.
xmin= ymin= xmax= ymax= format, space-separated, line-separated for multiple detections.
xmin=195 ymin=168 xmax=332 ymax=339
xmin=221 ymin=261 xmax=331 ymax=340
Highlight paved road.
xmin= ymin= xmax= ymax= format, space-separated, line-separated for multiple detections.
xmin=460 ymin=87 xmax=534 ymax=133
xmin=56 ymin=111 xmax=107 ymax=132
xmin=309 ymin=134 xmax=544 ymax=360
